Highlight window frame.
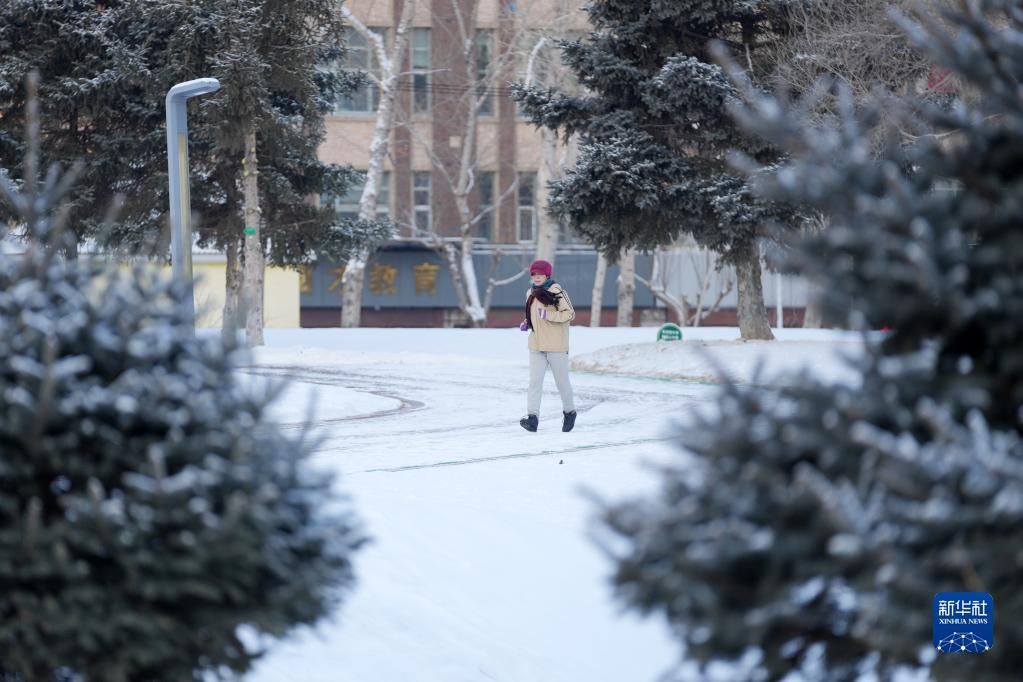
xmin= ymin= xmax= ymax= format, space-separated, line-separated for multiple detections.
xmin=411 ymin=28 xmax=431 ymax=114
xmin=330 ymin=171 xmax=392 ymax=221
xmin=516 ymin=172 xmax=536 ymax=243
xmin=334 ymin=28 xmax=387 ymax=115
xmin=476 ymin=170 xmax=495 ymax=241
xmin=475 ymin=29 xmax=494 ymax=117
xmin=413 ymin=171 xmax=432 ymax=233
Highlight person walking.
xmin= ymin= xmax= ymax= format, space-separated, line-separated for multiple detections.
xmin=518 ymin=259 xmax=577 ymax=432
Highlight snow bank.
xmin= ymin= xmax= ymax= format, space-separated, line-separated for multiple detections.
xmin=573 ymin=336 xmax=865 ymax=386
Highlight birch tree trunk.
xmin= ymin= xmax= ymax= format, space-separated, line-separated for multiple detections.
xmin=241 ymin=126 xmax=265 ymax=346
xmin=802 ymin=213 xmax=827 ymax=329
xmin=616 ymin=249 xmax=635 ymax=327
xmin=340 ymin=0 xmax=416 ymax=328
xmin=590 ymin=250 xmax=608 ymax=327
xmin=441 ymin=241 xmax=472 ymax=318
xmin=803 ymin=287 xmax=823 ymax=328
xmin=527 ymin=34 xmax=579 ymax=266
xmin=533 ymin=129 xmax=561 ymax=264
xmin=734 ymin=240 xmax=774 ymax=340
xmin=636 ymin=247 xmax=688 ymax=324
xmin=222 ymin=237 xmax=242 ymax=345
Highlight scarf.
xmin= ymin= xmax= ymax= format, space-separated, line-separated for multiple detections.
xmin=525 ymin=279 xmax=561 ymax=331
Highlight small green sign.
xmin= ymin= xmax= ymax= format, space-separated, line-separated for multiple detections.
xmin=243 ymin=226 xmax=257 ymax=235
xmin=657 ymin=323 xmax=684 ymax=342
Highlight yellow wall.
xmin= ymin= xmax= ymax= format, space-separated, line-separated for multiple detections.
xmin=192 ymin=263 xmax=300 ymax=328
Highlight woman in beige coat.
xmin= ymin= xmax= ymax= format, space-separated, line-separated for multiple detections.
xmin=518 ymin=260 xmax=576 ymax=432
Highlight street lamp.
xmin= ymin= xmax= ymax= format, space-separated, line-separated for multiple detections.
xmin=166 ymin=77 xmax=220 ymax=323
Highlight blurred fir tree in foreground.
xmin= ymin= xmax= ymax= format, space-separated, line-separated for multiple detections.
xmin=0 ymin=76 xmax=364 ymax=682
xmin=599 ymin=2 xmax=1023 ymax=680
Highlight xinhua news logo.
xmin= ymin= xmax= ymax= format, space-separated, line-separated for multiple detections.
xmin=933 ymin=592 xmax=994 ymax=654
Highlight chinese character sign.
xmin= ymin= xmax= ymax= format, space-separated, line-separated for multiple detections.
xmin=413 ymin=262 xmax=440 ymax=296
xmin=369 ymin=263 xmax=398 ymax=295
xmin=299 ymin=266 xmax=314 ymax=294
xmin=934 ymin=592 xmax=994 ymax=653
xmin=327 ymin=264 xmax=347 ymax=294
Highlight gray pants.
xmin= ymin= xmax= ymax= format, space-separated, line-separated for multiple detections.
xmin=527 ymin=351 xmax=575 ymax=415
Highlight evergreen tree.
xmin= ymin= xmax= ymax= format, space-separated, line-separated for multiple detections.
xmin=513 ymin=0 xmax=797 ymax=339
xmin=0 ymin=1 xmax=386 ymax=267
xmin=0 ymin=79 xmax=364 ymax=681
xmin=0 ymin=0 xmax=158 ymax=257
xmin=598 ymin=2 xmax=1023 ymax=680
xmin=178 ymin=0 xmax=386 ymax=266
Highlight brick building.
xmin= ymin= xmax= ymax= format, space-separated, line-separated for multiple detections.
xmin=305 ymin=0 xmax=809 ymax=328
xmin=303 ymin=0 xmax=613 ymax=327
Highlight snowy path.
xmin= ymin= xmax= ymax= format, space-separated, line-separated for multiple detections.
xmin=245 ymin=355 xmax=709 ymax=682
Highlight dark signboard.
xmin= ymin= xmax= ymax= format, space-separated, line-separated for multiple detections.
xmin=299 ymin=244 xmax=654 ymax=309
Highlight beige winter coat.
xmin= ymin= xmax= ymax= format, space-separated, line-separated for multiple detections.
xmin=527 ymin=283 xmax=575 ymax=352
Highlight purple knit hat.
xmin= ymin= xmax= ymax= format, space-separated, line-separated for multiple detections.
xmin=529 ymin=260 xmax=552 ymax=278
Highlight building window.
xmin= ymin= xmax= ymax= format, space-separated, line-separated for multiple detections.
xmin=413 ymin=171 xmax=432 ymax=232
xmin=517 ymin=172 xmax=536 ymax=242
xmin=330 ymin=171 xmax=391 ymax=221
xmin=412 ymin=28 xmax=431 ymax=114
xmin=476 ymin=30 xmax=494 ymax=116
xmin=336 ymin=29 xmax=384 ymax=114
xmin=476 ymin=171 xmax=494 ymax=240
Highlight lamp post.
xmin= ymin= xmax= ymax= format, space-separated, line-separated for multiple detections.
xmin=166 ymin=77 xmax=220 ymax=324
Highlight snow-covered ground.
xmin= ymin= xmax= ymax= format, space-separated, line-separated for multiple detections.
xmin=230 ymin=326 xmax=862 ymax=682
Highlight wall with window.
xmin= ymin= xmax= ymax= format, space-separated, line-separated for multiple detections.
xmin=325 ymin=171 xmax=392 ymax=221
xmin=321 ymin=0 xmax=592 ymax=247
xmin=335 ymin=29 xmax=384 ymax=114
xmin=411 ymin=27 xmax=431 ymax=114
xmin=412 ymin=171 xmax=432 ymax=233
xmin=475 ymin=29 xmax=495 ymax=116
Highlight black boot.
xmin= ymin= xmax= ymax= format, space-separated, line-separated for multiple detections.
xmin=562 ymin=410 xmax=577 ymax=432
xmin=519 ymin=414 xmax=538 ymax=432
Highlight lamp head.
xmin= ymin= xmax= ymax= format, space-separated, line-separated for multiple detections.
xmin=167 ymin=78 xmax=221 ymax=102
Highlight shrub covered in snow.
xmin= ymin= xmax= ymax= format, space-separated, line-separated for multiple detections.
xmin=599 ymin=3 xmax=1023 ymax=681
xmin=0 ymin=90 xmax=363 ymax=682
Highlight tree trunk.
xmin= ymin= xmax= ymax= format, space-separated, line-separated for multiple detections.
xmin=590 ymin=250 xmax=608 ymax=327
xmin=616 ymin=248 xmax=635 ymax=327
xmin=339 ymin=0 xmax=416 ymax=328
xmin=734 ymin=240 xmax=774 ymax=340
xmin=222 ymin=237 xmax=242 ymax=345
xmin=460 ymin=233 xmax=487 ymax=326
xmin=802 ymin=214 xmax=827 ymax=329
xmin=440 ymin=241 xmax=472 ymax=326
xmin=340 ymin=252 xmax=367 ymax=328
xmin=637 ymin=247 xmax=687 ymax=324
xmin=533 ymin=128 xmax=561 ymax=264
xmin=803 ymin=284 xmax=823 ymax=328
xmin=241 ymin=126 xmax=264 ymax=346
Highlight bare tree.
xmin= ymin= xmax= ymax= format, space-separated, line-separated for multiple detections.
xmin=801 ymin=211 xmax=830 ymax=328
xmin=590 ymin=250 xmax=607 ymax=327
xmin=399 ymin=0 xmax=581 ymax=326
xmin=683 ymin=249 xmax=735 ymax=327
xmin=616 ymin=248 xmax=635 ymax=327
xmin=339 ymin=0 xmax=417 ymax=328
xmin=768 ymin=0 xmax=947 ymax=148
xmin=635 ymin=243 xmax=735 ymax=327
xmin=634 ymin=247 xmax=686 ymax=325
xmin=525 ymin=33 xmax=580 ymax=265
